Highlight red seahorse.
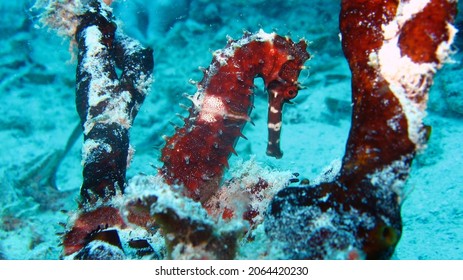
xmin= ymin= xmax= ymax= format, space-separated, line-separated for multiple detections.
xmin=160 ymin=30 xmax=309 ymax=203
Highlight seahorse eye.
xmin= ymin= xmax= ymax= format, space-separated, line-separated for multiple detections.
xmin=287 ymin=89 xmax=297 ymax=98
xmin=282 ymin=87 xmax=298 ymax=100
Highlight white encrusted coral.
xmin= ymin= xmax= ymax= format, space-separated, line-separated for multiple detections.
xmin=31 ymin=0 xmax=113 ymax=38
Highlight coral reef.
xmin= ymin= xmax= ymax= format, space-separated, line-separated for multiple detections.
xmin=34 ymin=0 xmax=458 ymax=259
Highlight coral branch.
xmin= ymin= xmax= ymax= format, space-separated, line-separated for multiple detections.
xmin=61 ymin=0 xmax=154 ymax=258
xmin=75 ymin=1 xmax=153 ymax=204
xmin=265 ymin=0 xmax=458 ymax=259
xmin=160 ymin=30 xmax=309 ymax=203
xmin=339 ymin=0 xmax=457 ymax=184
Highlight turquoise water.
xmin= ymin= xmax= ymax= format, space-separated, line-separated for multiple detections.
xmin=0 ymin=0 xmax=462 ymax=259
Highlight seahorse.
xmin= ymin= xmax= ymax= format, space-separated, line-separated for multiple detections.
xmin=160 ymin=30 xmax=309 ymax=203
